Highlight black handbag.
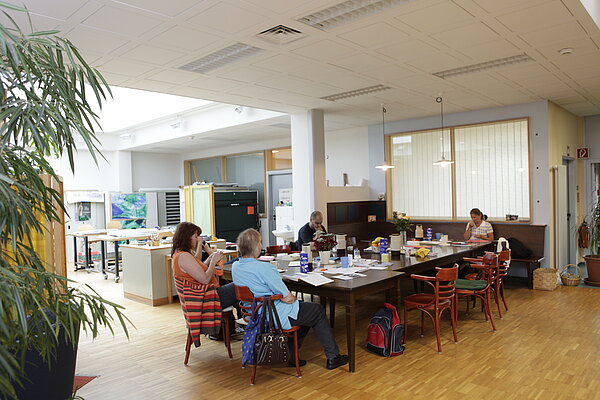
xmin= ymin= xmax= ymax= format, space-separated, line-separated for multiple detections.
xmin=254 ymin=296 xmax=290 ymax=365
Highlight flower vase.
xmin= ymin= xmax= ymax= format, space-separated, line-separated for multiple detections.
xmin=319 ymin=250 xmax=331 ymax=265
xmin=399 ymin=231 xmax=407 ymax=247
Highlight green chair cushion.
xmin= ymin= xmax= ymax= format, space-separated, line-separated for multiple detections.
xmin=455 ymin=279 xmax=487 ymax=290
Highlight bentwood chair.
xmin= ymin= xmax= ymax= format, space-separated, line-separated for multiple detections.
xmin=464 ymin=249 xmax=511 ymax=317
xmin=455 ymin=252 xmax=499 ymax=331
xmin=235 ymin=285 xmax=302 ymax=385
xmin=403 ymin=265 xmax=459 ymax=354
xmin=265 ymin=245 xmax=293 ymax=255
xmin=175 ymin=278 xmax=233 ymax=365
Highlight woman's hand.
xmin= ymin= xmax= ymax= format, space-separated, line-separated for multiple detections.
xmin=203 ymin=241 xmax=213 ymax=255
xmin=281 ymin=292 xmax=296 ymax=304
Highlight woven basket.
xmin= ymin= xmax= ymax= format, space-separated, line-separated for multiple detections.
xmin=559 ymin=263 xmax=582 ymax=286
xmin=533 ymin=267 xmax=558 ymax=291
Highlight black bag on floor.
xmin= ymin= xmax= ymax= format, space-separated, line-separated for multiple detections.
xmin=508 ymin=237 xmax=532 ymax=259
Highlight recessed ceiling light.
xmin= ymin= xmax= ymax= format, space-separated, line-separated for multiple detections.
xmin=433 ymin=53 xmax=534 ymax=79
xmin=321 ymin=84 xmax=391 ymax=101
xmin=298 ymin=0 xmax=412 ymax=31
xmin=179 ymin=43 xmax=264 ymax=74
xmin=558 ymin=48 xmax=573 ymax=55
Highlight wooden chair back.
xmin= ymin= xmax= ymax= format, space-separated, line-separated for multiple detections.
xmin=434 ymin=265 xmax=458 ymax=307
xmin=235 ymin=285 xmax=283 ymax=320
xmin=266 ymin=245 xmax=292 ymax=255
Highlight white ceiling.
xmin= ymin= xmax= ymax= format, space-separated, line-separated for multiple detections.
xmin=7 ymin=0 xmax=600 ymax=127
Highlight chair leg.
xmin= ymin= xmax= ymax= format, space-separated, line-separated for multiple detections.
xmin=434 ymin=310 xmax=442 ymax=354
xmin=402 ymin=305 xmax=408 ymax=344
xmin=500 ymin=281 xmax=509 ymax=311
xmin=420 ymin=309 xmax=425 ymax=337
xmin=449 ymin=305 xmax=458 ymax=344
xmin=293 ymin=330 xmax=302 ymax=378
xmin=184 ymin=331 xmax=192 ymax=365
xmin=493 ymin=286 xmax=502 ymax=318
xmin=223 ymin=313 xmax=233 ymax=359
xmin=484 ymin=290 xmax=497 ymax=331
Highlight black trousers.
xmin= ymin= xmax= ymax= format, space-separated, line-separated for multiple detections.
xmin=288 ymin=301 xmax=340 ymax=359
xmin=216 ymin=282 xmax=241 ymax=316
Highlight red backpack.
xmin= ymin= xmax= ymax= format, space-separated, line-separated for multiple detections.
xmin=366 ymin=303 xmax=404 ymax=357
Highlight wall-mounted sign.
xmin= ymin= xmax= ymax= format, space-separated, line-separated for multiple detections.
xmin=577 ymin=147 xmax=589 ymax=159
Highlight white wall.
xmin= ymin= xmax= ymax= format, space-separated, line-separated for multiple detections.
xmin=325 ymin=126 xmax=369 ymax=187
xmin=131 ymin=152 xmax=183 ymax=191
xmin=53 ymin=150 xmax=121 ymax=192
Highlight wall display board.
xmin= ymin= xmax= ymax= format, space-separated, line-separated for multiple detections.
xmin=111 ymin=193 xmax=147 ymax=220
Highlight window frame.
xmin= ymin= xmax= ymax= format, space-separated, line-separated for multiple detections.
xmin=184 ymin=147 xmax=291 ymax=219
xmin=385 ymin=117 xmax=532 ymax=223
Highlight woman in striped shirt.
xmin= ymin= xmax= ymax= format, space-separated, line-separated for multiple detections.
xmin=464 ymin=208 xmax=494 ymax=241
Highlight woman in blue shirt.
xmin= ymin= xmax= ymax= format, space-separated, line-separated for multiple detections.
xmin=232 ymin=228 xmax=348 ymax=370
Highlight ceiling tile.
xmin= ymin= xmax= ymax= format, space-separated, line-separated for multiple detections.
xmin=359 ymin=63 xmax=416 ymax=82
xmin=252 ymin=54 xmax=321 ymax=73
xmin=146 ymin=70 xmax=199 ymax=84
xmin=0 ymin=11 xmax=62 ymax=32
xmin=519 ymin=21 xmax=589 ymax=48
xmin=291 ymin=40 xmax=355 ymax=62
xmin=186 ymin=2 xmax=265 ymax=35
xmin=256 ymin=75 xmax=313 ymax=91
xmin=395 ymin=1 xmax=475 ymax=33
xmin=496 ymin=1 xmax=574 ymax=34
xmin=130 ymin=79 xmax=175 ymax=92
xmin=150 ymin=26 xmax=224 ymax=52
xmin=329 ymin=53 xmax=395 ymax=73
xmin=536 ymin=38 xmax=598 ymax=61
xmin=376 ymin=39 xmax=440 ymax=62
xmin=98 ymin=59 xmax=157 ymax=76
xmin=82 ymin=5 xmax=165 ymax=37
xmin=551 ymin=51 xmax=600 ymax=70
xmin=458 ymin=39 xmax=521 ymax=62
xmin=432 ymin=22 xmax=502 ymax=49
xmin=188 ymin=77 xmax=244 ymax=91
xmin=407 ymin=52 xmax=465 ymax=73
xmin=337 ymin=22 xmax=409 ymax=49
xmin=100 ymin=72 xmax=134 ymax=87
xmin=65 ymin=27 xmax=129 ymax=54
xmin=291 ymin=83 xmax=344 ymax=97
xmin=115 ymin=0 xmax=202 ymax=17
xmin=217 ymin=67 xmax=275 ymax=83
xmin=123 ymin=44 xmax=186 ymax=65
xmin=473 ymin=0 xmax=546 ymax=14
xmin=18 ymin=0 xmax=86 ymax=19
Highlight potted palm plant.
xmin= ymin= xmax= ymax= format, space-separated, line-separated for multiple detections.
xmin=0 ymin=4 xmax=130 ymax=399
xmin=583 ymin=201 xmax=600 ymax=286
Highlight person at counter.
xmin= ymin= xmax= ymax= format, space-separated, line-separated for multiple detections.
xmin=464 ymin=208 xmax=493 ymax=241
xmin=296 ymin=210 xmax=326 ymax=250
xmin=233 ymin=228 xmax=348 ymax=370
xmin=171 ymin=222 xmax=237 ymax=325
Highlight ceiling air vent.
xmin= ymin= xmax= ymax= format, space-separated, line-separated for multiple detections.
xmin=179 ymin=42 xmax=264 ymax=74
xmin=321 ymin=84 xmax=391 ymax=101
xmin=256 ymin=25 xmax=305 ymax=45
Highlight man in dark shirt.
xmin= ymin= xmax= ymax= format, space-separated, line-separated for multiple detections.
xmin=296 ymin=211 xmax=326 ymax=250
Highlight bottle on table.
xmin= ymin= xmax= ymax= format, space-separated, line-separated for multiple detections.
xmin=353 ymin=247 xmax=361 ymax=260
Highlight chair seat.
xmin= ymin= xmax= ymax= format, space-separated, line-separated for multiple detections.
xmin=464 ymin=273 xmax=480 ymax=280
xmin=404 ymin=293 xmax=451 ymax=309
xmin=455 ymin=279 xmax=487 ymax=290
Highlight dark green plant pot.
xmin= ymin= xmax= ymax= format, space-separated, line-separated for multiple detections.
xmin=15 ymin=329 xmax=78 ymax=400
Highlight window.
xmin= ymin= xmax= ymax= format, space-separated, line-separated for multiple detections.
xmin=189 ymin=157 xmax=222 ymax=184
xmin=266 ymin=147 xmax=292 ymax=170
xmin=388 ymin=118 xmax=530 ymax=221
xmin=226 ymin=152 xmax=265 ymax=214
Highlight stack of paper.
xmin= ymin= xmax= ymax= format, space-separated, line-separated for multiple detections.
xmin=298 ymin=273 xmax=334 ymax=286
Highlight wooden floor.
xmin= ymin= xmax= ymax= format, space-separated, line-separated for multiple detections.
xmin=72 ymin=268 xmax=600 ymax=400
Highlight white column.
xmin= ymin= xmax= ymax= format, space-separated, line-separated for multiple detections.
xmin=291 ymin=109 xmax=327 ymax=239
xmin=116 ymin=150 xmax=132 ymax=193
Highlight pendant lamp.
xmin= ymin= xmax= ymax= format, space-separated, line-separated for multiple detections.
xmin=433 ymin=96 xmax=454 ymax=167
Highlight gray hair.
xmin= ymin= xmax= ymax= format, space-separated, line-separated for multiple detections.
xmin=236 ymin=228 xmax=262 ymax=258
xmin=310 ymin=211 xmax=322 ymax=220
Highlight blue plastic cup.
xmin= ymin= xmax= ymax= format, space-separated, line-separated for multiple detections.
xmin=341 ymin=256 xmax=349 ymax=269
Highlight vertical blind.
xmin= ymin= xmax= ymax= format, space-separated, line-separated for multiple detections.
xmin=390 ymin=129 xmax=452 ymax=218
xmin=454 ymin=119 xmax=529 ymax=219
xmin=389 ymin=119 xmax=530 ymax=220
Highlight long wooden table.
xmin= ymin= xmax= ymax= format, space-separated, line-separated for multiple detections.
xmin=222 ymin=265 xmax=403 ymax=373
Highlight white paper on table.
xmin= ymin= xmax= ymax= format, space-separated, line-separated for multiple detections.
xmin=367 ymin=266 xmax=388 ymax=270
xmin=288 ymin=261 xmax=300 ymax=267
xmin=353 ymin=259 xmax=377 ymax=267
xmin=282 ymin=274 xmax=300 ymax=281
xmin=298 ymin=273 xmax=334 ymax=286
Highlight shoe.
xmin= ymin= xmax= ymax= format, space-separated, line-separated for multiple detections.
xmin=287 ymin=359 xmax=307 ymax=367
xmin=326 ymin=354 xmax=348 ymax=370
xmin=208 ymin=334 xmax=222 ymax=341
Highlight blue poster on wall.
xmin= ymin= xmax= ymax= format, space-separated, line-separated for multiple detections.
xmin=111 ymin=193 xmax=147 ymax=220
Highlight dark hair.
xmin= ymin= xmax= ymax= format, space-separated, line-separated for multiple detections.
xmin=171 ymin=222 xmax=201 ymax=256
xmin=470 ymin=208 xmax=484 ymax=218
xmin=310 ymin=211 xmax=322 ymax=221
